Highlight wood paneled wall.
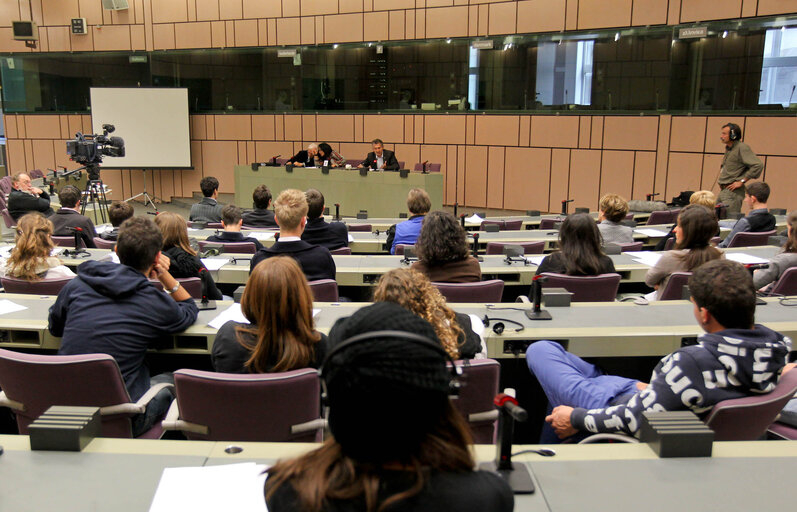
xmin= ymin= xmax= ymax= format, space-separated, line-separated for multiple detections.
xmin=6 ymin=113 xmax=797 ymax=211
xmin=2 ymin=0 xmax=797 ymax=52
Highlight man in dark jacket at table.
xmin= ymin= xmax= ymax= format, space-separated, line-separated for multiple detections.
xmin=301 ymin=188 xmax=348 ymax=251
xmin=242 ymin=184 xmax=278 ymax=228
xmin=49 ymin=185 xmax=98 ymax=248
xmin=357 ymin=139 xmax=399 ymax=171
xmin=8 ymin=172 xmax=54 ymax=221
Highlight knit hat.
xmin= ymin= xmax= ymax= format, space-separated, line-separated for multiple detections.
xmin=323 ymin=302 xmax=451 ymax=462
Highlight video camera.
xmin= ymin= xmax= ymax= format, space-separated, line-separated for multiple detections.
xmin=66 ymin=124 xmax=125 ymax=180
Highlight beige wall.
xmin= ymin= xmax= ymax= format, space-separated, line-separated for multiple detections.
xmin=2 ymin=0 xmax=797 ymax=52
xmin=6 ymin=113 xmax=797 ymax=211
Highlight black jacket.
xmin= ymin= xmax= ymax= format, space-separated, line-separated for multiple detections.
xmin=361 ymin=149 xmax=400 ymax=170
xmin=8 ymin=189 xmax=54 ymax=220
xmin=206 ymin=231 xmax=264 ymax=251
xmin=50 ymin=208 xmax=98 ymax=248
xmin=250 ymin=240 xmax=336 ymax=282
xmin=288 ymin=150 xmax=316 ymax=167
xmin=162 ymin=245 xmax=223 ymax=300
xmin=535 ymin=252 xmax=616 ymax=276
xmin=49 ymin=261 xmax=198 ymax=401
xmin=301 ymin=217 xmax=349 ymax=250
xmin=242 ymin=208 xmax=278 ymax=228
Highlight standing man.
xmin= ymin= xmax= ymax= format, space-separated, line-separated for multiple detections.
xmin=717 ymin=123 xmax=763 ymax=215
xmin=358 ymin=139 xmax=399 ymax=171
xmin=8 ymin=172 xmax=54 ymax=221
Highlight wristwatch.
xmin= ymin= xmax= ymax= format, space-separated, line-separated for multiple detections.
xmin=740 ymin=179 xmax=747 ymax=184
xmin=165 ymin=283 xmax=180 ymax=294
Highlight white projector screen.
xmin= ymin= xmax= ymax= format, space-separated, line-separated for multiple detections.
xmin=89 ymin=87 xmax=192 ymax=168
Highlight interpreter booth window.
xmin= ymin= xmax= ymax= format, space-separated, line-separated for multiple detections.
xmin=535 ymin=40 xmax=594 ymax=107
xmin=760 ymin=27 xmax=797 ymax=107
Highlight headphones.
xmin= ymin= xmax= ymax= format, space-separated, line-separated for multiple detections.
xmin=727 ymin=123 xmax=741 ymax=141
xmin=481 ymin=315 xmax=525 ymax=334
xmin=318 ymin=330 xmax=463 ymax=404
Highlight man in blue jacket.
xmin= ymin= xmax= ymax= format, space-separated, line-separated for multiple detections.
xmin=49 ymin=217 xmax=199 ymax=436
xmin=527 ymin=259 xmax=792 ymax=440
xmin=388 ymin=188 xmax=431 ymax=255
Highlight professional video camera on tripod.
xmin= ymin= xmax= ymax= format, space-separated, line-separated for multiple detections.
xmin=65 ymin=124 xmax=125 ymax=223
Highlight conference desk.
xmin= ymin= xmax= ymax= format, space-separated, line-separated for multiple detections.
xmin=2 ymin=434 xmax=795 ymax=511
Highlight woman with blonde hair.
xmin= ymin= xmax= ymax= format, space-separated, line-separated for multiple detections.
xmin=654 ymin=190 xmax=717 ymax=250
xmin=154 ymin=212 xmax=222 ymax=300
xmin=0 ymin=212 xmax=74 ymax=281
xmin=373 ymin=268 xmax=483 ymax=359
xmin=212 ymin=256 xmax=328 ymax=373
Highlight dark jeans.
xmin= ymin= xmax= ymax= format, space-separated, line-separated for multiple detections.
xmin=131 ymin=372 xmax=175 ymax=437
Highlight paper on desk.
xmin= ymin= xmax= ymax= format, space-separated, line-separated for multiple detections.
xmin=248 ymin=231 xmax=276 ymax=241
xmin=149 ymin=462 xmax=268 ymax=512
xmin=465 ymin=214 xmax=484 ymax=224
xmin=95 ymin=224 xmax=113 ymax=234
xmin=201 ymin=258 xmax=230 ymax=271
xmin=348 ymin=234 xmax=354 ymax=242
xmin=0 ymin=246 xmax=12 ymax=258
xmin=0 ymin=299 xmax=27 ymax=316
xmin=208 ymin=302 xmax=249 ymax=329
xmin=634 ymin=228 xmax=670 ymax=237
xmin=627 ymin=251 xmax=662 ymax=266
xmin=51 ymin=247 xmax=64 ymax=256
xmin=525 ymin=255 xmax=545 ymax=266
xmin=724 ymin=252 xmax=770 ymax=265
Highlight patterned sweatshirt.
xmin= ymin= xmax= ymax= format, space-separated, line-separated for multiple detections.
xmin=570 ymin=325 xmax=791 ymax=436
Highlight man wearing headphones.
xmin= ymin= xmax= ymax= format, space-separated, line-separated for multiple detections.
xmin=718 ymin=122 xmax=763 ymax=215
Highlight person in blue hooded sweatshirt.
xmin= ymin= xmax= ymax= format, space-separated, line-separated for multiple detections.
xmin=49 ymin=217 xmax=198 ymax=436
xmin=527 ymin=258 xmax=792 ymax=441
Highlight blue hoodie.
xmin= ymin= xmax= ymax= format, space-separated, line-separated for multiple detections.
xmin=571 ymin=325 xmax=792 ymax=435
xmin=49 ymin=261 xmax=198 ymax=401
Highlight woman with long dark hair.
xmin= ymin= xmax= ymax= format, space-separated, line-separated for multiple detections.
xmin=264 ymin=302 xmax=513 ymax=512
xmin=754 ymin=210 xmax=797 ymax=292
xmin=212 ymin=256 xmax=327 ymax=373
xmin=645 ymin=204 xmax=723 ymax=299
xmin=536 ymin=213 xmax=615 ymax=276
xmin=412 ymin=211 xmax=481 ymax=283
xmin=316 ymin=142 xmax=346 ymax=168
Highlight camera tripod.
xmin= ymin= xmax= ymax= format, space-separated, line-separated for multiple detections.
xmin=65 ymin=164 xmax=109 ymax=224
xmin=124 ymin=169 xmax=160 ymax=212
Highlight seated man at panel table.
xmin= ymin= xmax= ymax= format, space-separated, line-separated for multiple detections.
xmin=718 ymin=181 xmax=776 ymax=248
xmin=287 ymin=143 xmax=318 ymax=167
xmin=189 ymin=176 xmax=223 ymax=223
xmin=242 ymin=184 xmax=278 ymax=229
xmin=8 ymin=172 xmax=54 ymax=221
xmin=99 ymin=201 xmax=134 ymax=242
xmin=250 ymin=189 xmax=336 ymax=282
xmin=49 ymin=185 xmax=98 ymax=248
xmin=527 ymin=259 xmax=792 ymax=441
xmin=387 ymin=188 xmax=431 ymax=255
xmin=49 ymin=217 xmax=199 ymax=436
xmin=358 ymin=138 xmax=400 ymax=171
xmin=205 ymin=204 xmax=264 ymax=251
xmin=301 ymin=188 xmax=348 ymax=251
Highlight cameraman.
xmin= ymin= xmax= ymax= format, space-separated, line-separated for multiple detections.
xmin=8 ymin=172 xmax=54 ymax=221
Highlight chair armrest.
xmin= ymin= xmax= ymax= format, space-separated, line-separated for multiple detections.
xmin=160 ymin=398 xmax=209 ymax=435
xmin=468 ymin=410 xmax=499 ymax=423
xmin=100 ymin=382 xmax=174 ymax=416
xmin=0 ymin=391 xmax=24 ymax=412
xmin=516 ymin=295 xmax=531 ymax=303
xmin=291 ymin=418 xmax=327 ymax=435
xmin=578 ymin=433 xmax=639 ymax=444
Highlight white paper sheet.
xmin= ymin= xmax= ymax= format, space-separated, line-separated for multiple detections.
xmin=724 ymin=252 xmax=770 ymax=265
xmin=0 ymin=299 xmax=28 ymax=316
xmin=248 ymin=231 xmax=276 ymax=241
xmin=525 ymin=255 xmax=545 ymax=266
xmin=465 ymin=214 xmax=484 ymax=224
xmin=51 ymin=247 xmax=64 ymax=256
xmin=95 ymin=224 xmax=113 ymax=234
xmin=200 ymin=258 xmax=230 ymax=271
xmin=313 ymin=308 xmax=321 ymax=318
xmin=627 ymin=251 xmax=663 ymax=267
xmin=347 ymin=234 xmax=354 ymax=242
xmin=634 ymin=228 xmax=670 ymax=237
xmin=149 ymin=462 xmax=268 ymax=512
xmin=208 ymin=303 xmax=249 ymax=329
xmin=0 ymin=246 xmax=12 ymax=258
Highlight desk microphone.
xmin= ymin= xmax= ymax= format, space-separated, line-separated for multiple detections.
xmin=271 ymin=154 xmax=281 ymax=166
xmin=460 ymin=213 xmax=466 ymax=228
xmin=421 ymin=160 xmax=429 ymax=174
xmin=646 ymin=192 xmax=660 ymax=201
xmin=453 ymin=201 xmax=458 ymax=217
xmin=472 ymin=233 xmax=483 ymax=262
xmin=561 ymin=199 xmax=574 ymax=215
xmin=525 ymin=276 xmax=552 ymax=320
xmin=334 ymin=203 xmax=340 ymax=221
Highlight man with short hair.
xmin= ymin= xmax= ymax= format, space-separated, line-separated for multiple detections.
xmin=528 ymin=259 xmax=791 ymax=441
xmin=249 ymin=189 xmax=336 ymax=281
xmin=100 ymin=202 xmax=134 ymax=242
xmin=718 ymin=122 xmax=763 ymax=215
xmin=189 ymin=176 xmax=223 ymax=223
xmin=358 ymin=139 xmax=400 ymax=171
xmin=287 ymin=143 xmax=319 ymax=167
xmin=242 ymin=184 xmax=278 ymax=228
xmin=301 ymin=188 xmax=348 ymax=251
xmin=718 ymin=181 xmax=776 ymax=248
xmin=49 ymin=185 xmax=98 ymax=248
xmin=205 ymin=204 xmax=264 ymax=251
xmin=8 ymin=172 xmax=54 ymax=220
xmin=49 ymin=217 xmax=199 ymax=436
xmin=388 ymin=188 xmax=431 ymax=254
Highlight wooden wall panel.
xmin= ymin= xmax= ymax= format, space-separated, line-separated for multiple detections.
xmin=517 ymin=0 xmax=565 ymax=33
xmin=504 ymin=147 xmax=550 ymax=211
xmin=475 ymin=116 xmax=519 ymax=147
xmin=23 ymin=115 xmax=62 ymax=139
xmin=549 ymin=149 xmax=570 ymax=212
xmin=464 ymin=146 xmax=488 ymax=207
xmin=763 ymin=156 xmax=797 ymax=210
xmin=569 ymin=150 xmax=602 ymax=210
xmin=363 ymin=115 xmax=405 ymax=144
xmin=486 ymin=146 xmax=505 ymax=209
xmin=602 ymin=116 xmax=658 ymax=151
xmin=665 ymin=153 xmax=704 ymax=200
xmin=680 ymin=0 xmax=742 ymax=22
xmin=577 ymin=0 xmax=632 ymax=29
xmin=214 ymin=115 xmax=252 ymax=140
xmin=701 ymin=154 xmax=724 ymax=196
xmin=424 ymin=116 xmax=466 ymax=145
xmin=530 ymin=116 xmax=579 ymax=148
xmin=201 ymin=141 xmax=239 ymax=193
xmin=758 ymin=0 xmax=797 ymax=15
xmin=744 ymin=117 xmax=797 ymax=157
xmin=599 ymin=150 xmax=634 ymax=200
xmin=425 ymin=6 xmax=468 ymax=38
xmin=670 ymin=116 xmax=707 ymax=153
xmin=632 ymin=151 xmax=656 ymax=200
xmin=631 ymin=0 xmax=667 ymax=25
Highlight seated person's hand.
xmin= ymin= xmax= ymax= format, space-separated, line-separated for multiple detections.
xmin=149 ymin=255 xmax=172 ymax=281
xmin=783 ymin=362 xmax=797 ymax=375
xmin=157 ymin=253 xmax=170 ymax=272
xmin=546 ymin=405 xmax=578 ymax=439
xmin=30 ymin=186 xmax=43 ymax=195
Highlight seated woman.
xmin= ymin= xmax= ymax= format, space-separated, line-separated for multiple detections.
xmin=373 ymin=268 xmax=484 ymax=359
xmin=597 ymin=193 xmax=633 ymax=245
xmin=654 ymin=190 xmax=716 ymax=251
xmin=211 ymin=256 xmax=328 ymax=373
xmin=536 ymin=213 xmax=615 ymax=276
xmin=154 ymin=212 xmax=222 ymax=300
xmin=645 ymin=204 xmax=723 ymax=299
xmin=412 ymin=211 xmax=481 ymax=283
xmin=754 ymin=210 xmax=797 ymax=292
xmin=316 ymin=142 xmax=345 ymax=168
xmin=0 ymin=212 xmax=75 ymax=281
xmin=265 ymin=302 xmax=514 ymax=512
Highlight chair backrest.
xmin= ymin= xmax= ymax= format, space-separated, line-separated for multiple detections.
xmin=727 ymin=230 xmax=778 ymax=248
xmin=646 ymin=210 xmax=675 ymax=225
xmin=51 ymin=235 xmax=77 ymax=248
xmin=485 ymin=242 xmax=544 ymax=255
xmin=329 ymin=246 xmax=352 ymax=255
xmin=1 ymin=275 xmax=74 ymax=295
xmin=451 ymin=359 xmax=501 ymax=444
xmin=149 ymin=277 xmax=203 ymax=299
xmin=197 ymin=240 xmax=257 ymax=254
xmin=173 ymin=368 xmax=323 ymax=442
xmin=433 ymin=280 xmax=505 ymax=303
xmin=206 ymin=222 xmax=223 ymax=229
xmin=664 ymin=237 xmax=676 ymax=250
xmin=398 ymin=161 xmax=405 ymax=169
xmin=656 ymin=271 xmax=692 ymax=301
xmin=276 ymin=158 xmax=289 ymax=165
xmin=0 ymin=176 xmax=12 ymax=195
xmin=1 ymin=208 xmax=15 ymax=228
xmin=771 ymin=267 xmax=797 ymax=296
xmin=309 ymin=279 xmax=339 ymax=302
xmin=704 ymin=369 xmax=797 ymax=441
xmin=347 ymin=224 xmax=371 ymax=232
xmin=0 ymin=193 xmax=7 ymax=209
xmin=348 ymin=159 xmax=364 ymax=167
xmin=480 ymin=220 xmax=504 ymax=231
xmin=93 ymin=237 xmax=116 ymax=249
xmin=503 ymin=220 xmax=523 ymax=231
xmin=538 ymin=218 xmax=562 ymax=230
xmin=539 ymin=273 xmax=621 ymax=302
xmin=28 ymin=169 xmax=44 ymax=179
xmin=413 ymin=162 xmax=441 ymax=172
xmin=611 ymin=241 xmax=644 ymax=252
xmin=0 ymin=348 xmax=136 ymax=437
xmin=394 ymin=244 xmax=414 ymax=256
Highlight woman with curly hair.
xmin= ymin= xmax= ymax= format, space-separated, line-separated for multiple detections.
xmin=412 ymin=211 xmax=481 ymax=283
xmin=373 ymin=268 xmax=483 ymax=359
xmin=0 ymin=212 xmax=74 ymax=281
